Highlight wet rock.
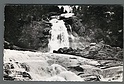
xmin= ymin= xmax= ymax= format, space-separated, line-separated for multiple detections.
xmin=58 ymin=48 xmax=64 ymax=53
xmin=42 ymin=28 xmax=51 ymax=35
xmin=53 ymin=50 xmax=58 ymax=53
xmin=93 ymin=51 xmax=108 ymax=60
xmin=90 ymin=43 xmax=96 ymax=46
xmin=53 ymin=47 xmax=81 ymax=56
xmin=116 ymin=47 xmax=122 ymax=51
xmin=69 ymin=57 xmax=77 ymax=59
xmin=4 ymin=69 xmax=11 ymax=75
xmin=22 ymin=72 xmax=32 ymax=79
xmin=77 ymin=72 xmax=84 ymax=75
xmin=115 ymin=51 xmax=123 ymax=60
xmin=88 ymin=51 xmax=98 ymax=59
xmin=4 ymin=75 xmax=15 ymax=80
xmin=68 ymin=66 xmax=84 ymax=72
xmin=62 ymin=47 xmax=68 ymax=54
xmin=53 ymin=42 xmax=123 ymax=61
xmin=67 ymin=50 xmax=76 ymax=55
xmin=20 ymin=63 xmax=30 ymax=72
xmin=83 ymin=75 xmax=100 ymax=81
xmin=4 ymin=70 xmax=32 ymax=81
xmin=89 ymin=46 xmax=99 ymax=52
xmin=68 ymin=47 xmax=74 ymax=51
xmin=4 ymin=63 xmax=14 ymax=69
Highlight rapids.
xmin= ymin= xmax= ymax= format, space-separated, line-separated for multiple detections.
xmin=4 ymin=49 xmax=123 ymax=81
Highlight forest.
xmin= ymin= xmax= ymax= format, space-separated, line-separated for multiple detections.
xmin=4 ymin=5 xmax=123 ymax=51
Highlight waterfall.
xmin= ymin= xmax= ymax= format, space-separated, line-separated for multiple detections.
xmin=48 ymin=6 xmax=75 ymax=52
xmin=48 ymin=18 xmax=70 ymax=52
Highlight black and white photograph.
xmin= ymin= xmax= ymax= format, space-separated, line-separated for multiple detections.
xmin=3 ymin=4 xmax=123 ymax=81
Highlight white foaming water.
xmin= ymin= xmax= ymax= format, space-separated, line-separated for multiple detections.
xmin=60 ymin=13 xmax=74 ymax=18
xmin=4 ymin=49 xmax=123 ymax=81
xmin=58 ymin=5 xmax=73 ymax=13
xmin=48 ymin=5 xmax=75 ymax=52
xmin=49 ymin=19 xmax=69 ymax=52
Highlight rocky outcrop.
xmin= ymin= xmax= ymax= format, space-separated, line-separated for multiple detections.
xmin=3 ymin=49 xmax=123 ymax=81
xmin=53 ymin=42 xmax=123 ymax=61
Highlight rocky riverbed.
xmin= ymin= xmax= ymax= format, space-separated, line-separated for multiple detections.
xmin=3 ymin=49 xmax=123 ymax=81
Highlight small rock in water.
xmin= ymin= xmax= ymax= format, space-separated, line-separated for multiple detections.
xmin=90 ymin=43 xmax=96 ymax=46
xmin=4 ymin=63 xmax=14 ymax=69
xmin=53 ymin=50 xmax=58 ymax=53
xmin=20 ymin=63 xmax=30 ymax=71
xmin=22 ymin=72 xmax=32 ymax=79
xmin=68 ymin=65 xmax=84 ymax=72
xmin=84 ymin=75 xmax=100 ymax=81
xmin=80 ymin=75 xmax=101 ymax=81
xmin=4 ymin=75 xmax=15 ymax=80
xmin=4 ymin=69 xmax=11 ymax=75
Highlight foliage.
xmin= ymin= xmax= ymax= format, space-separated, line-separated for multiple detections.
xmin=4 ymin=5 xmax=123 ymax=51
xmin=4 ymin=5 xmax=60 ymax=50
xmin=73 ymin=5 xmax=123 ymax=47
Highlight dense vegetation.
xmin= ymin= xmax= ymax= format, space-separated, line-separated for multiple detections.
xmin=4 ymin=5 xmax=123 ymax=51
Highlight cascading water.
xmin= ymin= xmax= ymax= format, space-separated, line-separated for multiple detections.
xmin=48 ymin=5 xmax=75 ymax=52
xmin=48 ymin=18 xmax=69 ymax=52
